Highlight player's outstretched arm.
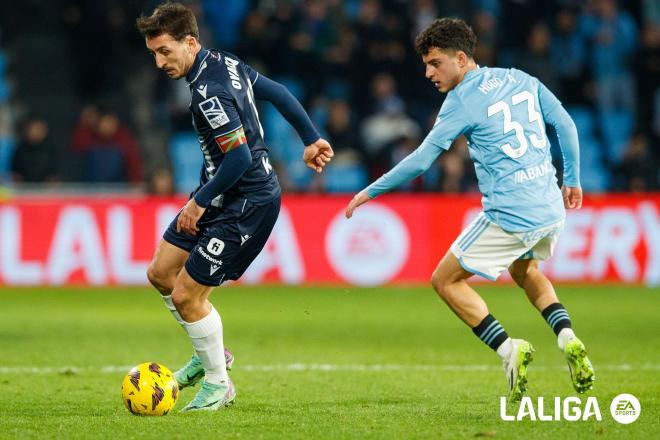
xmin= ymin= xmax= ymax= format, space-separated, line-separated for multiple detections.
xmin=303 ymin=138 xmax=334 ymax=173
xmin=345 ymin=190 xmax=372 ymax=218
xmin=345 ymin=140 xmax=442 ymax=219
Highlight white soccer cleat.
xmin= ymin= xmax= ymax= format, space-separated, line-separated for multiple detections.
xmin=503 ymin=339 xmax=535 ymax=402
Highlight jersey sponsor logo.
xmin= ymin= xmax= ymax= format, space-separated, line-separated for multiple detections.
xmin=514 ymin=161 xmax=554 ymax=184
xmin=517 ymin=221 xmax=563 ymax=245
xmin=224 ymin=56 xmax=242 ymax=90
xmin=199 ymin=96 xmax=230 ymax=129
xmin=196 ymin=247 xmax=223 ymax=265
xmin=207 ymin=238 xmax=225 ymax=256
xmin=215 ymin=127 xmax=247 ymax=153
xmin=196 ymin=84 xmax=207 ymax=98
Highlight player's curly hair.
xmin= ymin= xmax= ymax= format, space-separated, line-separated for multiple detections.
xmin=135 ymin=2 xmax=199 ymax=41
xmin=414 ymin=18 xmax=477 ymax=58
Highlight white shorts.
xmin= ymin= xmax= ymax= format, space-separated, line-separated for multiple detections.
xmin=450 ymin=212 xmax=564 ymax=281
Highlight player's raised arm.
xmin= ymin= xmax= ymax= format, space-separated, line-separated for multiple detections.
xmin=538 ymin=83 xmax=582 ymax=209
xmin=251 ymin=72 xmax=333 ymax=172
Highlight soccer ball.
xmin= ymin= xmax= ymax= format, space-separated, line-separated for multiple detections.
xmin=121 ymin=362 xmax=178 ymax=416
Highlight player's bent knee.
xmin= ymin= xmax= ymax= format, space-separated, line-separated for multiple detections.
xmin=509 ymin=260 xmax=539 ymax=288
xmin=146 ymin=263 xmax=173 ymax=291
xmin=170 ymin=285 xmax=203 ymax=317
xmin=430 ymin=271 xmax=441 ymax=292
xmin=431 ymin=270 xmax=451 ymax=299
xmin=170 ymin=269 xmax=212 ymax=320
xmin=508 ymin=267 xmax=526 ymax=288
xmin=146 ymin=264 xmax=164 ymax=288
xmin=170 ymin=290 xmax=193 ymax=316
xmin=170 ymin=289 xmax=187 ymax=308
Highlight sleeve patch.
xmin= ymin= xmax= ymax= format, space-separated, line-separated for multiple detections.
xmin=215 ymin=127 xmax=247 ymax=153
xmin=199 ymin=96 xmax=230 ymax=129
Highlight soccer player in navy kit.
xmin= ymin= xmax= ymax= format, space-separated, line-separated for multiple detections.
xmin=136 ymin=3 xmax=333 ymax=411
xmin=347 ymin=18 xmax=594 ymax=402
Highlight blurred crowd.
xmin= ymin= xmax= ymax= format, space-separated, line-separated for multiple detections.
xmin=0 ymin=0 xmax=658 ymax=194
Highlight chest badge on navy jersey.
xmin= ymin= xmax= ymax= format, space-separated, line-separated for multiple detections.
xmin=196 ymin=84 xmax=207 ymax=98
xmin=199 ymin=96 xmax=229 ymax=129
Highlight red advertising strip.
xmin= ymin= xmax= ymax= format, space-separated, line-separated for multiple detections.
xmin=0 ymin=194 xmax=657 ymax=285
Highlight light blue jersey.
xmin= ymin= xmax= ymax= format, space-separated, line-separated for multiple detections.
xmin=366 ymin=67 xmax=580 ymax=232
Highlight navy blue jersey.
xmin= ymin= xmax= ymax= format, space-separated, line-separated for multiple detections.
xmin=186 ymin=48 xmax=280 ymax=205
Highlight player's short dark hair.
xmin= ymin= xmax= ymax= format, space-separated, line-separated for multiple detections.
xmin=135 ymin=2 xmax=199 ymax=41
xmin=414 ymin=18 xmax=477 ymax=58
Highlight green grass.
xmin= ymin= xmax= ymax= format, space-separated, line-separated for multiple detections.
xmin=0 ymin=285 xmax=658 ymax=439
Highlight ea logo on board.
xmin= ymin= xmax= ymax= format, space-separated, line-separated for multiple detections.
xmin=326 ymin=204 xmax=409 ymax=285
xmin=610 ymin=394 xmax=641 ymax=424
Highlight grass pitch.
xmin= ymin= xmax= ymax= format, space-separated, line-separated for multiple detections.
xmin=0 ymin=284 xmax=658 ymax=439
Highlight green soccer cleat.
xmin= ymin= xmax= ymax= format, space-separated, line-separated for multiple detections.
xmin=174 ymin=354 xmax=204 ymax=390
xmin=181 ymin=379 xmax=236 ymax=412
xmin=564 ymin=338 xmax=595 ymax=393
xmin=503 ymin=339 xmax=535 ymax=403
xmin=174 ymin=348 xmax=235 ymax=390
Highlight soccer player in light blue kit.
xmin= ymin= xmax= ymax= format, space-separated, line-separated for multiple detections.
xmin=346 ymin=18 xmax=594 ymax=401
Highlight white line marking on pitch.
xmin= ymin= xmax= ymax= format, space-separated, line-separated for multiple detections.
xmin=0 ymin=363 xmax=658 ymax=374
